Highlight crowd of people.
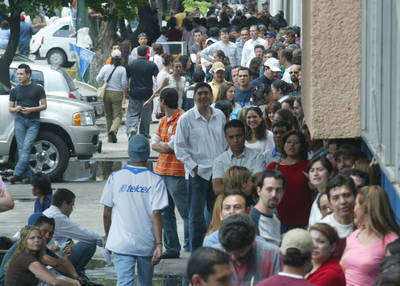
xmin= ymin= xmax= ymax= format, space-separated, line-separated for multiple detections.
xmin=2 ymin=1 xmax=400 ymax=285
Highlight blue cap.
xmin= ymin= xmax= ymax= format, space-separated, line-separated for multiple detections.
xmin=128 ymin=134 xmax=150 ymax=162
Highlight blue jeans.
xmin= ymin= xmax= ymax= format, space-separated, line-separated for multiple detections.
xmin=161 ymin=175 xmax=189 ymax=255
xmin=18 ymin=43 xmax=30 ymax=56
xmin=126 ymin=98 xmax=153 ymax=138
xmin=188 ymin=175 xmax=215 ymax=252
xmin=114 ymin=253 xmax=153 ymax=286
xmin=68 ymin=242 xmax=96 ymax=275
xmin=14 ymin=115 xmax=40 ymax=178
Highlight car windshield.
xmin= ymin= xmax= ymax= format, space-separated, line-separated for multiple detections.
xmin=0 ymin=82 xmax=10 ymax=94
xmin=57 ymin=68 xmax=78 ymax=91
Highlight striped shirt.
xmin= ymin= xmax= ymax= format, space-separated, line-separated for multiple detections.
xmin=153 ymin=109 xmax=185 ymax=177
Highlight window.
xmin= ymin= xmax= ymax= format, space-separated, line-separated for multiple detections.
xmin=53 ymin=25 xmax=74 ymax=38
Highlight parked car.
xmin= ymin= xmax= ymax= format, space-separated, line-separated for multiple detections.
xmin=10 ymin=62 xmax=104 ymax=117
xmin=31 ymin=16 xmax=91 ymax=67
xmin=0 ymin=81 xmax=101 ymax=180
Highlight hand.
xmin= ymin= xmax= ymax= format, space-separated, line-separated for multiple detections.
xmin=21 ymin=107 xmax=32 ymax=114
xmin=143 ymin=99 xmax=151 ymax=108
xmin=193 ymin=166 xmax=198 ymax=175
xmin=64 ymin=244 xmax=73 ymax=256
xmin=15 ymin=105 xmax=23 ymax=112
xmin=48 ymin=244 xmax=60 ymax=252
xmin=152 ymin=245 xmax=162 ymax=265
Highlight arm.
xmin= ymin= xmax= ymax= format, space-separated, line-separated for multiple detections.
xmin=9 ymin=101 xmax=22 ymax=113
xmin=174 ymin=117 xmax=198 ymax=174
xmin=56 ymin=215 xmax=103 ymax=246
xmin=28 ymin=261 xmax=80 ymax=286
xmin=0 ymin=188 xmax=14 ymax=212
xmin=21 ymin=98 xmax=47 ymax=115
xmin=143 ymin=77 xmax=169 ymax=107
xmin=212 ymin=178 xmax=225 ymax=195
xmin=103 ymin=206 xmax=112 ymax=239
xmin=95 ymin=66 xmax=106 ymax=83
xmin=42 ymin=255 xmax=80 ymax=282
xmin=200 ymin=42 xmax=217 ymax=62
xmin=151 ymin=210 xmax=163 ymax=265
xmin=151 ymin=142 xmax=173 ymax=153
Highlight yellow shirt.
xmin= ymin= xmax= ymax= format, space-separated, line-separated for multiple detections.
xmin=174 ymin=12 xmax=186 ymax=28
xmin=210 ymin=79 xmax=227 ymax=103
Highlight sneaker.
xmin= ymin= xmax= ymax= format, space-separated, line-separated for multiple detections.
xmin=108 ymin=131 xmax=117 ymax=143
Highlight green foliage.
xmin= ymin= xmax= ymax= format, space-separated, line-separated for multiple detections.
xmin=183 ymin=0 xmax=211 ymax=15
xmin=86 ymin=0 xmax=147 ymax=21
xmin=0 ymin=0 xmax=70 ymax=18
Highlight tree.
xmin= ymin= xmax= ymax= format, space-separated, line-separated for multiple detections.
xmin=0 ymin=0 xmax=68 ymax=87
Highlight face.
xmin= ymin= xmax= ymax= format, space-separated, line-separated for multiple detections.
xmin=27 ymin=229 xmax=43 ymax=252
xmin=231 ymin=68 xmax=240 ymax=86
xmin=62 ymin=198 xmax=75 ymax=217
xmin=290 ymin=65 xmax=301 ymax=83
xmin=112 ymin=45 xmax=120 ymax=51
xmin=195 ymin=86 xmax=213 ymax=108
xmin=221 ymin=32 xmax=229 ymax=42
xmin=319 ymin=194 xmax=332 ymax=218
xmin=309 ymin=161 xmax=330 ymax=190
xmin=31 ymin=185 xmax=40 ymax=196
xmin=254 ymin=48 xmax=263 ymax=58
xmin=274 ymin=113 xmax=282 ymax=123
xmin=281 ymin=102 xmax=292 ymax=112
xmin=250 ymin=27 xmax=258 ymax=39
xmin=272 ymin=126 xmax=287 ymax=149
xmin=257 ymin=177 xmax=284 ymax=211
xmin=194 ymin=32 xmax=203 ymax=42
xmin=230 ymin=30 xmax=239 ymax=40
xmin=220 ymin=195 xmax=248 ymax=220
xmin=213 ymin=69 xmax=225 ymax=83
xmin=228 ymin=243 xmax=253 ymax=266
xmin=39 ymin=223 xmax=55 ymax=244
xmin=225 ymin=127 xmax=245 ymax=154
xmin=193 ymin=264 xmax=232 ymax=286
xmin=353 ymin=195 xmax=366 ymax=226
xmin=336 ymin=155 xmax=355 ymax=174
xmin=238 ymin=70 xmax=250 ymax=86
xmin=246 ymin=110 xmax=262 ymax=130
xmin=310 ymin=230 xmax=335 ymax=264
xmin=173 ymin=62 xmax=182 ymax=75
xmin=285 ymin=33 xmax=295 ymax=44
xmin=241 ymin=176 xmax=254 ymax=196
xmin=138 ymin=36 xmax=148 ymax=46
xmin=271 ymin=84 xmax=282 ymax=99
xmin=293 ymin=100 xmax=303 ymax=119
xmin=241 ymin=30 xmax=250 ymax=42
xmin=328 ymin=186 xmax=355 ymax=219
xmin=17 ymin=68 xmax=30 ymax=85
xmin=326 ymin=143 xmax=337 ymax=168
xmin=226 ymin=86 xmax=235 ymax=101
xmin=284 ymin=134 xmax=302 ymax=157
xmin=264 ymin=66 xmax=278 ymax=80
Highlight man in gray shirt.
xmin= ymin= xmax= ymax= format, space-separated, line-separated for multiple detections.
xmin=212 ymin=120 xmax=266 ymax=195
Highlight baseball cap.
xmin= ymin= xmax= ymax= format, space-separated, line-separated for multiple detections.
xmin=264 ymin=57 xmax=281 ymax=72
xmin=128 ymin=135 xmax=150 ymax=163
xmin=212 ymin=61 xmax=225 ymax=72
xmin=281 ymin=228 xmax=314 ymax=255
xmin=205 ymin=38 xmax=216 ymax=45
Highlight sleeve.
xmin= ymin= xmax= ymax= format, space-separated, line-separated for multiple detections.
xmin=96 ymin=66 xmax=106 ymax=83
xmin=174 ymin=116 xmax=197 ymax=172
xmin=253 ymin=153 xmax=267 ymax=174
xmin=151 ymin=133 xmax=162 ymax=145
xmin=9 ymin=88 xmax=16 ymax=102
xmin=56 ymin=216 xmax=103 ymax=245
xmin=38 ymin=85 xmax=46 ymax=99
xmin=212 ymin=155 xmax=225 ymax=179
xmin=120 ymin=67 xmax=128 ymax=88
xmin=100 ymin=174 xmax=115 ymax=208
xmin=22 ymin=253 xmax=38 ymax=268
xmin=150 ymin=177 xmax=169 ymax=212
xmin=251 ymin=209 xmax=260 ymax=235
xmin=200 ymin=43 xmax=217 ymax=62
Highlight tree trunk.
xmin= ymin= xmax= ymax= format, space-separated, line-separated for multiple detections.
xmin=0 ymin=15 xmax=20 ymax=88
xmin=128 ymin=5 xmax=160 ymax=47
xmin=88 ymin=19 xmax=117 ymax=84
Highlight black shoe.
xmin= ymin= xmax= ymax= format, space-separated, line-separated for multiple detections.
xmin=160 ymin=252 xmax=180 ymax=259
xmin=9 ymin=175 xmax=21 ymax=184
xmin=108 ymin=131 xmax=117 ymax=143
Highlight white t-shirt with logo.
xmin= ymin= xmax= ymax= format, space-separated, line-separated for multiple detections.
xmin=320 ymin=213 xmax=354 ymax=239
xmin=100 ymin=165 xmax=168 ymax=256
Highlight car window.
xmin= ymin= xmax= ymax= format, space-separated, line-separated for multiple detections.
xmin=58 ymin=68 xmax=77 ymax=91
xmin=9 ymin=68 xmax=16 ymax=83
xmin=53 ymin=25 xmax=74 ymax=37
xmin=9 ymin=68 xmax=44 ymax=86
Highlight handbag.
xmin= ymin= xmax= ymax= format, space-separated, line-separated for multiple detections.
xmin=97 ymin=66 xmax=117 ymax=100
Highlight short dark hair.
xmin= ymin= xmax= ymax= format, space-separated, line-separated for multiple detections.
xmin=343 ymin=168 xmax=370 ymax=187
xmin=194 ymin=82 xmax=212 ymax=96
xmin=307 ymin=156 xmax=334 ymax=175
xmin=256 ymin=170 xmax=286 ymax=189
xmin=17 ymin=63 xmax=31 ymax=76
xmin=52 ymin=188 xmax=76 ymax=207
xmin=326 ymin=175 xmax=357 ymax=201
xmin=187 ymin=247 xmax=230 ymax=282
xmin=386 ymin=238 xmax=400 ymax=256
xmin=215 ymin=100 xmax=233 ymax=119
xmin=160 ymin=88 xmax=178 ymax=109
xmin=265 ymin=49 xmax=278 ymax=58
xmin=272 ymin=120 xmax=292 ymax=131
xmin=193 ymin=29 xmax=202 ymax=35
xmin=282 ymin=248 xmax=311 ymax=267
xmin=138 ymin=32 xmax=147 ymax=39
xmin=137 ymin=46 xmax=148 ymax=57
xmin=31 ymin=173 xmax=52 ymax=196
xmin=222 ymin=189 xmax=251 ymax=208
xmin=220 ymin=27 xmax=230 ymax=34
xmin=192 ymin=70 xmax=205 ymax=83
xmin=224 ymin=119 xmax=245 ymax=135
xmin=333 ymin=144 xmax=359 ymax=161
xmin=241 ymin=26 xmax=250 ymax=32
xmin=219 ymin=213 xmax=256 ymax=252
xmin=34 ymin=216 xmax=55 ymax=228
xmin=254 ymin=44 xmax=265 ymax=51
xmin=238 ymin=66 xmax=250 ymax=75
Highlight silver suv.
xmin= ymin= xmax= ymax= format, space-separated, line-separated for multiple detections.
xmin=0 ymin=82 xmax=101 ymax=180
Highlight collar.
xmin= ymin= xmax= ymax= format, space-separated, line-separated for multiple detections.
xmin=166 ymin=109 xmax=182 ymax=123
xmin=278 ymin=272 xmax=304 ymax=279
xmin=227 ymin=147 xmax=247 ymax=159
xmin=194 ymin=105 xmax=216 ymax=120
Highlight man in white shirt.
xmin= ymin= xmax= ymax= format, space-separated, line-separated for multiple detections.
xmin=43 ymin=188 xmax=104 ymax=277
xmin=319 ymin=175 xmax=357 ymax=238
xmin=212 ymin=119 xmax=265 ymax=195
xmin=241 ymin=25 xmax=267 ymax=67
xmin=252 ymin=170 xmax=285 ymax=246
xmin=280 ymin=48 xmax=293 ymax=84
xmin=200 ymin=28 xmax=240 ymax=67
xmin=175 ymin=82 xmax=227 ymax=253
xmin=101 ymin=134 xmax=168 ymax=285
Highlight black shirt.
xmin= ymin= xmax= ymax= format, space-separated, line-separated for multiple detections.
xmin=9 ymin=83 xmax=46 ymax=119
xmin=126 ymin=58 xmax=158 ymax=100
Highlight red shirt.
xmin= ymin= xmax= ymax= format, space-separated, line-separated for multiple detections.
xmin=267 ymin=160 xmax=311 ymax=225
xmin=306 ymin=257 xmax=346 ymax=286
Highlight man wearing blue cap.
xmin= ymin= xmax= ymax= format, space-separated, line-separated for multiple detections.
xmin=101 ymin=134 xmax=168 ymax=286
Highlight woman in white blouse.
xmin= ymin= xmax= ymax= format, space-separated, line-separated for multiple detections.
xmin=244 ymin=106 xmax=274 ymax=154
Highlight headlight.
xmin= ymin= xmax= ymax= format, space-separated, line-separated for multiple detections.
xmin=72 ymin=111 xmax=95 ymax=126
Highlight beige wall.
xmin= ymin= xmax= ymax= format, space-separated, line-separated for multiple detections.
xmin=302 ymin=0 xmax=361 ymax=139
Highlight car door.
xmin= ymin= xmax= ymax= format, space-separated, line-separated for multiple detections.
xmin=0 ymin=83 xmax=15 ymax=159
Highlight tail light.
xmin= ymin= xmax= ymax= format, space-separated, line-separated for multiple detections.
xmin=68 ymin=92 xmax=77 ymax=99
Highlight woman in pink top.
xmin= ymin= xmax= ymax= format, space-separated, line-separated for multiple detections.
xmin=341 ymin=185 xmax=400 ymax=286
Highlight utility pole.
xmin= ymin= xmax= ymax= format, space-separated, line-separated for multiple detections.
xmin=76 ymin=0 xmax=89 ymax=30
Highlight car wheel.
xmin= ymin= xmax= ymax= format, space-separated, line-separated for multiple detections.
xmin=47 ymin=48 xmax=67 ymax=67
xmin=29 ymin=131 xmax=70 ymax=181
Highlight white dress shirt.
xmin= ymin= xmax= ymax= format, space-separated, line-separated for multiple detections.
xmin=200 ymin=40 xmax=240 ymax=67
xmin=241 ymin=37 xmax=267 ymax=67
xmin=43 ymin=205 xmax=103 ymax=247
xmin=174 ymin=106 xmax=227 ymax=180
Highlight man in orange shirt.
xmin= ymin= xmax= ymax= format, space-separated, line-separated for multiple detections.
xmin=151 ymin=88 xmax=188 ymax=258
